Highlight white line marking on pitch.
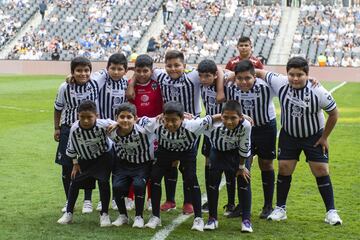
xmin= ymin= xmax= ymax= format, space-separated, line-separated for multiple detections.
xmin=150 ymin=177 xmax=226 ymax=240
xmin=0 ymin=105 xmax=49 ymax=113
xmin=276 ymin=81 xmax=347 ymax=137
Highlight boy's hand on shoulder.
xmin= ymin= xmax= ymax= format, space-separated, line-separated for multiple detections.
xmin=309 ymin=76 xmax=320 ymax=87
xmin=65 ymin=74 xmax=75 ymax=84
xmin=156 ymin=113 xmax=164 ymax=122
xmin=243 ymin=114 xmax=254 ymax=126
xmin=71 ymin=163 xmax=81 ymax=180
xmin=54 ymin=129 xmax=60 ymax=142
xmin=183 ymin=112 xmax=194 ymax=120
xmin=107 ymin=123 xmax=118 ymax=134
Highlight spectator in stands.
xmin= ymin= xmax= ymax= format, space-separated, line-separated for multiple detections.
xmin=121 ymin=41 xmax=132 ymax=57
xmin=166 ymin=0 xmax=175 ymax=21
xmin=51 ymin=48 xmax=60 ymax=61
xmin=341 ymin=55 xmax=353 ymax=67
xmin=147 ymin=37 xmax=160 ymax=53
xmin=39 ymin=1 xmax=47 ymax=20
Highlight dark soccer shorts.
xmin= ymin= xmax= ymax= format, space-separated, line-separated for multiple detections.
xmin=201 ymin=135 xmax=211 ymax=157
xmin=112 ymin=160 xmax=152 ymax=189
xmin=72 ymin=151 xmax=113 ymax=189
xmin=208 ymin=148 xmax=241 ymax=172
xmin=55 ymin=125 xmax=72 ymax=166
xmin=278 ymin=128 xmax=329 ymax=163
xmin=251 ymin=119 xmax=277 ymax=160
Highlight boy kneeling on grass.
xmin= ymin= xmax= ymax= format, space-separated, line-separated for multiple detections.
xmin=57 ymin=100 xmax=116 ymax=227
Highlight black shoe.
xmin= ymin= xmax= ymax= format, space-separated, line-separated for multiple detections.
xmin=260 ymin=205 xmax=273 ymax=219
xmin=223 ymin=203 xmax=235 ymax=216
xmin=226 ymin=204 xmax=241 ymax=218
xmin=202 ymin=202 xmax=209 ymax=213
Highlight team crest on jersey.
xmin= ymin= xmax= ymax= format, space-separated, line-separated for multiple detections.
xmin=170 ymin=87 xmax=180 ymax=97
xmin=208 ymin=97 xmax=216 ymax=105
xmin=291 ymin=105 xmax=303 ymax=117
xmin=113 ymin=97 xmax=122 ymax=104
xmin=243 ymin=100 xmax=254 ymax=110
xmin=254 ymin=85 xmax=261 ymax=95
xmin=141 ymin=94 xmax=149 ymax=102
xmin=151 ymin=82 xmax=158 ymax=90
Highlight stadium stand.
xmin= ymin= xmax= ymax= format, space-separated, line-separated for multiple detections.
xmin=0 ymin=0 xmax=38 ymax=49
xmin=149 ymin=1 xmax=281 ymax=64
xmin=290 ymin=3 xmax=360 ymax=67
xmin=7 ymin=0 xmax=162 ymax=60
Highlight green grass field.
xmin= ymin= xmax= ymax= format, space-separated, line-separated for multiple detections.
xmin=0 ymin=75 xmax=359 ymax=240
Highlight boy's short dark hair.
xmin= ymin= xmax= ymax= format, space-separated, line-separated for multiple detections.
xmin=197 ymin=59 xmax=217 ymax=74
xmin=165 ymin=50 xmax=185 ymax=63
xmin=286 ymin=56 xmax=309 ymax=75
xmin=107 ymin=53 xmax=128 ymax=69
xmin=222 ymin=100 xmax=243 ymax=117
xmin=71 ymin=56 xmax=92 ymax=73
xmin=78 ymin=100 xmax=97 ymax=113
xmin=234 ymin=60 xmax=255 ymax=75
xmin=163 ymin=101 xmax=184 ymax=118
xmin=237 ymin=36 xmax=251 ymax=45
xmin=115 ymin=102 xmax=137 ymax=117
xmin=135 ymin=54 xmax=153 ymax=69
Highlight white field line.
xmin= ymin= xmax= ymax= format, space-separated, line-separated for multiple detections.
xmin=150 ymin=177 xmax=226 ymax=240
xmin=276 ymin=81 xmax=347 ymax=137
xmin=0 ymin=105 xmax=49 ymax=113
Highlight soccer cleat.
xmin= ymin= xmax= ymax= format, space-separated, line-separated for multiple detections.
xmin=112 ymin=214 xmax=129 ymax=226
xmin=100 ymin=213 xmax=112 ymax=227
xmin=145 ymin=216 xmax=162 ymax=229
xmin=57 ymin=212 xmax=73 ymax=224
xmin=191 ymin=217 xmax=204 ymax=232
xmin=260 ymin=205 xmax=274 ymax=219
xmin=160 ymin=201 xmax=176 ymax=212
xmin=203 ymin=218 xmax=218 ymax=230
xmin=146 ymin=199 xmax=152 ymax=211
xmin=241 ymin=219 xmax=253 ymax=233
xmin=125 ymin=198 xmax=135 ymax=211
xmin=61 ymin=201 xmax=68 ymax=213
xmin=267 ymin=206 xmax=287 ymax=221
xmin=111 ymin=199 xmax=118 ymax=210
xmin=325 ymin=209 xmax=342 ymax=226
xmin=132 ymin=216 xmax=145 ymax=228
xmin=82 ymin=200 xmax=93 ymax=214
xmin=223 ymin=204 xmax=236 ymax=216
xmin=182 ymin=203 xmax=194 ymax=215
xmin=201 ymin=202 xmax=209 ymax=213
xmin=96 ymin=201 xmax=102 ymax=211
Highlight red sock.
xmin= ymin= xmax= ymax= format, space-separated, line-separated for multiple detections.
xmin=128 ymin=183 xmax=134 ymax=200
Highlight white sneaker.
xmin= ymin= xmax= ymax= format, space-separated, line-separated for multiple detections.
xmin=203 ymin=218 xmax=218 ymax=230
xmin=57 ymin=212 xmax=73 ymax=224
xmin=132 ymin=216 xmax=145 ymax=228
xmin=112 ymin=199 xmax=118 ymax=210
xmin=96 ymin=201 xmax=102 ymax=211
xmin=100 ymin=213 xmax=112 ymax=227
xmin=112 ymin=214 xmax=129 ymax=226
xmin=325 ymin=209 xmax=342 ymax=225
xmin=145 ymin=216 xmax=162 ymax=229
xmin=125 ymin=198 xmax=135 ymax=211
xmin=61 ymin=201 xmax=68 ymax=213
xmin=241 ymin=219 xmax=253 ymax=233
xmin=146 ymin=199 xmax=152 ymax=211
xmin=267 ymin=206 xmax=287 ymax=221
xmin=82 ymin=200 xmax=93 ymax=214
xmin=191 ymin=217 xmax=204 ymax=232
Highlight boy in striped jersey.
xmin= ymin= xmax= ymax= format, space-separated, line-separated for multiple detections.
xmin=109 ymin=103 xmax=156 ymax=228
xmin=127 ymin=50 xmax=225 ymax=214
xmin=57 ymin=100 xmax=115 ymax=227
xmin=203 ymin=100 xmax=253 ymax=232
xmin=91 ymin=53 xmax=128 ymax=211
xmin=231 ymin=60 xmax=277 ymax=219
xmin=197 ymin=59 xmax=236 ymax=215
xmin=144 ymin=101 xmax=221 ymax=231
xmin=54 ymin=57 xmax=99 ymax=214
xmin=256 ymin=57 xmax=342 ymax=225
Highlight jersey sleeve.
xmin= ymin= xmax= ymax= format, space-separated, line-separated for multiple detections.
xmin=91 ymin=69 xmax=107 ymax=89
xmin=185 ymin=67 xmax=200 ymax=85
xmin=151 ymin=68 xmax=166 ymax=82
xmin=65 ymin=124 xmax=78 ymax=158
xmin=97 ymin=119 xmax=117 ymax=129
xmin=54 ymin=82 xmax=67 ymax=111
xmin=238 ymin=120 xmax=252 ymax=158
xmin=317 ymin=86 xmax=337 ymax=112
xmin=138 ymin=116 xmax=159 ymax=134
xmin=265 ymin=72 xmax=288 ymax=95
xmin=187 ymin=115 xmax=213 ymax=135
